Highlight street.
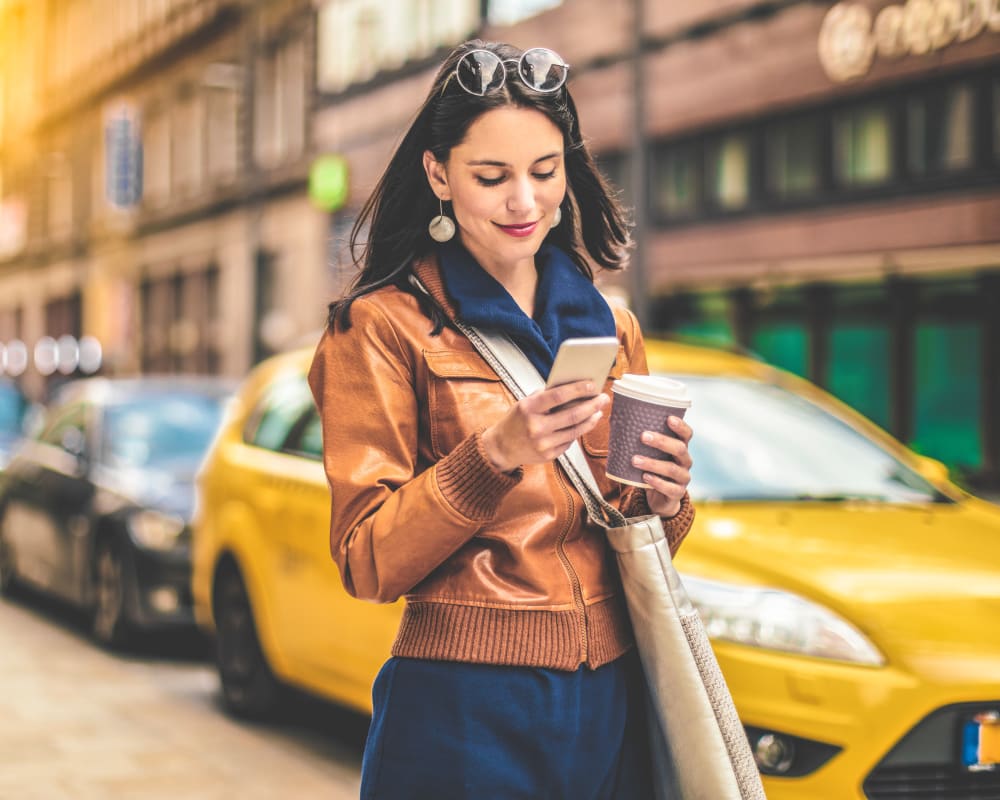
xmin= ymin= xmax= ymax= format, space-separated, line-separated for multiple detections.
xmin=0 ymin=591 xmax=365 ymax=800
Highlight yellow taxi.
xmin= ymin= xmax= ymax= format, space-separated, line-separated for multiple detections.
xmin=191 ymin=339 xmax=1000 ymax=800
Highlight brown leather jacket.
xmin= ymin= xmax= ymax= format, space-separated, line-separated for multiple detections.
xmin=308 ymin=256 xmax=694 ymax=671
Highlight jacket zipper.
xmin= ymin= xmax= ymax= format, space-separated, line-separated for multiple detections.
xmin=554 ymin=469 xmax=588 ymax=663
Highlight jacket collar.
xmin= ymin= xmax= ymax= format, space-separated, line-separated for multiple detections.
xmin=412 ymin=254 xmax=459 ymax=322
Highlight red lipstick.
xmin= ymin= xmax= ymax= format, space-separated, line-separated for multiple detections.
xmin=495 ymin=220 xmax=539 ymax=238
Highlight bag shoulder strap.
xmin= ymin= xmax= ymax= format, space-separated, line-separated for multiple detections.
xmin=407 ymin=273 xmax=628 ymax=527
xmin=452 ymin=317 xmax=628 ymax=529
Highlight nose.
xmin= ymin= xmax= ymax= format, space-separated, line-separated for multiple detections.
xmin=505 ymin=175 xmax=534 ymax=216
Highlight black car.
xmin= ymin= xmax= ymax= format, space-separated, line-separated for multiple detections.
xmin=0 ymin=379 xmax=31 ymax=471
xmin=0 ymin=376 xmax=233 ymax=646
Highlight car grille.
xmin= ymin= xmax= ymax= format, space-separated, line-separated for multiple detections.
xmin=864 ymin=702 xmax=1000 ymax=800
xmin=864 ymin=765 xmax=1000 ymax=799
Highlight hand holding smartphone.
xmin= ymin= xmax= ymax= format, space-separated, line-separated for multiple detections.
xmin=545 ymin=337 xmax=620 ymax=408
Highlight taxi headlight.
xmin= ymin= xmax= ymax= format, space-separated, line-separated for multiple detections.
xmin=681 ymin=574 xmax=886 ymax=666
xmin=127 ymin=510 xmax=186 ymax=551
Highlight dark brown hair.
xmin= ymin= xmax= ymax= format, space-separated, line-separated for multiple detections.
xmin=328 ymin=40 xmax=630 ymax=332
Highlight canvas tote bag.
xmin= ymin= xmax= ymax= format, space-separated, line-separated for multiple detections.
xmin=458 ymin=322 xmax=767 ymax=800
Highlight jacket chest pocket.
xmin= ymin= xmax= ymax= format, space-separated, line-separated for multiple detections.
xmin=424 ymin=349 xmax=511 ymax=459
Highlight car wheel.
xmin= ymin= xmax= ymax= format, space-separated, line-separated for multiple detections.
xmin=0 ymin=522 xmax=19 ymax=597
xmin=92 ymin=538 xmax=130 ymax=647
xmin=214 ymin=568 xmax=281 ymax=719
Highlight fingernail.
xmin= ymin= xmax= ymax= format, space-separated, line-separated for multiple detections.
xmin=668 ymin=416 xmax=680 ymax=427
xmin=632 ymin=455 xmax=642 ymax=466
xmin=585 ymin=382 xmax=595 ymax=393
xmin=641 ymin=432 xmax=653 ymax=443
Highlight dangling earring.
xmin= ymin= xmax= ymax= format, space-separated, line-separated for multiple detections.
xmin=428 ymin=198 xmax=455 ymax=243
xmin=550 ymin=206 xmax=562 ymax=229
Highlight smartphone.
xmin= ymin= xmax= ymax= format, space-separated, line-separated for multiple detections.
xmin=546 ymin=336 xmax=620 ymax=391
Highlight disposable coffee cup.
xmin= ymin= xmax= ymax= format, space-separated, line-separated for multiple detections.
xmin=607 ymin=374 xmax=692 ymax=489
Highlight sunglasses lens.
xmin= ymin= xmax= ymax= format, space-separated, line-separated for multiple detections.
xmin=519 ymin=48 xmax=568 ymax=92
xmin=455 ymin=50 xmax=505 ymax=96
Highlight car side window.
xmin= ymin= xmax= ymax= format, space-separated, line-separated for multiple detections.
xmin=244 ymin=375 xmax=314 ymax=452
xmin=284 ymin=407 xmax=322 ymax=460
xmin=0 ymin=382 xmax=28 ymax=433
xmin=39 ymin=403 xmax=88 ymax=457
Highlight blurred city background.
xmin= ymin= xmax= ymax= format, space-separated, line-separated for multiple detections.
xmin=1 ymin=2 xmax=1000 ymax=798
xmin=0 ymin=0 xmax=998 ymax=491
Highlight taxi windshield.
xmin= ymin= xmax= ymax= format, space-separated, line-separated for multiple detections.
xmin=672 ymin=375 xmax=946 ymax=504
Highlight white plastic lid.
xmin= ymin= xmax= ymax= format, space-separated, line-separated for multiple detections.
xmin=611 ymin=374 xmax=692 ymax=407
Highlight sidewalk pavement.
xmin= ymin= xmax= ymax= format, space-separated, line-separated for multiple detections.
xmin=0 ymin=595 xmax=363 ymax=800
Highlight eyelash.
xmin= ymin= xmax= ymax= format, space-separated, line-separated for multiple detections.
xmin=475 ymin=170 xmax=558 ymax=187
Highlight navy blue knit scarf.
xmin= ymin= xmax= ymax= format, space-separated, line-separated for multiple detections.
xmin=437 ymin=240 xmax=616 ymax=378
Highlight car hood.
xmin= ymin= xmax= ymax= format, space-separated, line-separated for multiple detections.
xmin=678 ymin=498 xmax=1000 ymax=682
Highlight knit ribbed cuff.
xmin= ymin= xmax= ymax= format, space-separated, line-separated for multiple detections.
xmin=435 ymin=431 xmax=522 ymax=521
xmin=662 ymin=491 xmax=695 ymax=555
xmin=623 ymin=489 xmax=695 ymax=556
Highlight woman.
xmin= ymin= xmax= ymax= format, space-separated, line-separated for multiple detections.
xmin=309 ymin=40 xmax=695 ymax=799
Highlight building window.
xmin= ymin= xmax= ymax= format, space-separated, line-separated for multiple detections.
xmin=652 ymin=143 xmax=700 ymax=220
xmin=317 ymin=0 xmax=478 ymax=94
xmin=172 ymin=91 xmax=204 ymax=197
xmin=255 ymin=50 xmax=278 ymax=168
xmin=752 ymin=322 xmax=808 ymax=378
xmin=255 ymin=37 xmax=306 ymax=169
xmin=767 ymin=116 xmax=821 ymax=200
xmin=907 ymin=82 xmax=974 ymax=176
xmin=487 ymin=0 xmax=562 ymax=25
xmin=658 ymin=291 xmax=736 ymax=347
xmin=833 ymin=103 xmax=892 ymax=188
xmin=141 ymin=267 xmax=220 ymax=374
xmin=207 ymin=86 xmax=239 ymax=185
xmin=277 ymin=37 xmax=306 ymax=162
xmin=45 ymin=293 xmax=82 ymax=341
xmin=912 ymin=320 xmax=982 ymax=471
xmin=705 ymin=134 xmax=750 ymax=211
xmin=0 ymin=305 xmax=24 ymax=343
xmin=46 ymin=153 xmax=74 ymax=239
xmin=176 ymin=267 xmax=220 ymax=373
xmin=828 ymin=322 xmax=891 ymax=430
xmin=141 ymin=276 xmax=175 ymax=373
xmin=143 ymin=110 xmax=171 ymax=208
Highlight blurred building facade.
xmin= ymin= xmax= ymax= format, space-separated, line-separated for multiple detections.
xmin=0 ymin=0 xmax=998 ymax=488
xmin=603 ymin=0 xmax=1000 ymax=491
xmin=0 ymin=0 xmax=325 ymax=398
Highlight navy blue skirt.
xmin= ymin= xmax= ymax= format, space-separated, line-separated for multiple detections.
xmin=360 ymin=652 xmax=652 ymax=799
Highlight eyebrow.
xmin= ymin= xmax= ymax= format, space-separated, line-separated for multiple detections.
xmin=466 ymin=152 xmax=561 ymax=167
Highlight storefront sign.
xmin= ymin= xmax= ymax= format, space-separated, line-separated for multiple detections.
xmin=819 ymin=0 xmax=1000 ymax=82
xmin=316 ymin=0 xmax=479 ymax=93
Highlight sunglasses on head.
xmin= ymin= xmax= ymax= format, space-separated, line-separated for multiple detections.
xmin=452 ymin=47 xmax=569 ymax=96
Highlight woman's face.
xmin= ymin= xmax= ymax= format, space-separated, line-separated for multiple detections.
xmin=423 ymin=106 xmax=566 ymax=277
